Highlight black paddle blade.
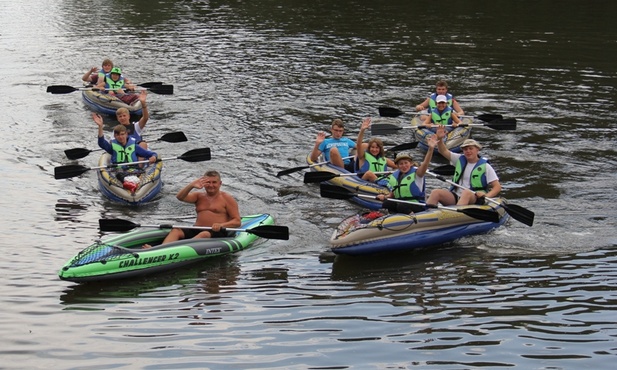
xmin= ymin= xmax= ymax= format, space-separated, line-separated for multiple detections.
xmin=385 ymin=142 xmax=418 ymax=152
xmin=503 ymin=203 xmax=534 ymax=226
xmin=378 ymin=106 xmax=405 ymax=118
xmin=248 ymin=225 xmax=290 ymax=240
xmin=304 ymin=172 xmax=339 ymax=183
xmin=99 ymin=219 xmax=140 ymax=232
xmin=46 ymin=85 xmax=79 ymax=94
xmin=276 ymin=165 xmax=310 ymax=177
xmin=486 ymin=118 xmax=517 ymax=130
xmin=54 ymin=164 xmax=90 ymax=179
xmin=383 ymin=199 xmax=425 ymax=213
xmin=159 ymin=131 xmax=188 ymax=143
xmin=477 ymin=114 xmax=503 ymax=122
xmin=64 ymin=148 xmax=94 ymax=160
xmin=431 ymin=165 xmax=455 ymax=176
xmin=149 ymin=84 xmax=174 ymax=95
xmin=138 ymin=82 xmax=164 ymax=88
xmin=371 ymin=123 xmax=404 ymax=135
xmin=319 ymin=184 xmax=354 ymax=200
xmin=178 ymin=148 xmax=211 ymax=162
xmin=459 ymin=207 xmax=501 ymax=223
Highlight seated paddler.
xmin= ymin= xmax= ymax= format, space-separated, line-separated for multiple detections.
xmin=96 ymin=122 xmax=158 ymax=170
xmin=376 ymin=148 xmax=433 ymax=213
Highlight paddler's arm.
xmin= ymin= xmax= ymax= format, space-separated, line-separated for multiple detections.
xmin=433 ymin=126 xmax=451 ymax=161
xmin=175 ymin=178 xmax=202 ymax=204
xmin=310 ymin=131 xmax=326 ymax=162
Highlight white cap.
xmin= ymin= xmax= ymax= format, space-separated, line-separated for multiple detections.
xmin=435 ymin=95 xmax=448 ymax=103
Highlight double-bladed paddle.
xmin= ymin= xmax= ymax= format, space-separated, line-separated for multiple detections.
xmin=46 ymin=83 xmax=174 ymax=95
xmin=378 ymin=106 xmax=504 ymax=123
xmin=303 ymin=164 xmax=455 ymax=183
xmin=64 ymin=131 xmax=188 ymax=160
xmin=54 ymin=147 xmax=211 ymax=179
xmin=98 ymin=218 xmax=290 ymax=240
xmin=319 ymin=184 xmax=500 ymax=223
xmin=371 ymin=119 xmax=516 ymax=135
xmin=425 ymin=170 xmax=535 ymax=226
xmin=275 ymin=156 xmax=355 ymax=177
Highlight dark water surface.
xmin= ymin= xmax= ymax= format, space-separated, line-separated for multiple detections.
xmin=1 ymin=0 xmax=616 ymax=368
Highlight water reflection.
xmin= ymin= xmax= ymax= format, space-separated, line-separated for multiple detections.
xmin=59 ymin=256 xmax=241 ymax=306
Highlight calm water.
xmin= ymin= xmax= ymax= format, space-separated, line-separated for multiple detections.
xmin=1 ymin=0 xmax=616 ymax=368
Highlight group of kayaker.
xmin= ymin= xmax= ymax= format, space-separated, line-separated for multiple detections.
xmin=310 ymin=79 xmax=502 ymax=210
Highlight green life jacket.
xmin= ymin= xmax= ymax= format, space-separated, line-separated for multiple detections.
xmin=428 ymin=92 xmax=454 ymax=111
xmin=111 ymin=140 xmax=137 ymax=164
xmin=452 ymin=156 xmax=489 ymax=191
xmin=359 ymin=152 xmax=387 ymax=173
xmin=386 ymin=168 xmax=425 ymax=201
xmin=430 ymin=107 xmax=453 ymax=125
xmin=105 ymin=75 xmax=125 ymax=90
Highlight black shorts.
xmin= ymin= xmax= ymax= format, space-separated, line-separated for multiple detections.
xmin=181 ymin=228 xmax=231 ymax=238
xmin=344 ymin=158 xmax=356 ymax=172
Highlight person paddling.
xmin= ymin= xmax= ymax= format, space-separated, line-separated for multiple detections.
xmin=426 ymin=126 xmax=501 ymax=206
xmin=143 ymin=171 xmax=241 ymax=248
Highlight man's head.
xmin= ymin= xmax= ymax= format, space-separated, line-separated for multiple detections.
xmin=201 ymin=170 xmax=222 ymax=194
xmin=330 ymin=119 xmax=345 ymax=138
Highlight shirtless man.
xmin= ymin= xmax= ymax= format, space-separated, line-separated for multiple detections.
xmin=147 ymin=171 xmax=241 ymax=247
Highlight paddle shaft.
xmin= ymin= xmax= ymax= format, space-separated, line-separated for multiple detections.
xmin=319 ymin=184 xmax=499 ymax=222
xmin=99 ymin=218 xmax=289 ymax=240
xmin=64 ymin=132 xmax=188 ymax=160
xmin=276 ymin=156 xmax=354 ymax=177
xmin=426 ymin=170 xmax=534 ymax=226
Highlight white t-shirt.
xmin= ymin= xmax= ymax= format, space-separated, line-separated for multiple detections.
xmin=449 ymin=153 xmax=498 ymax=196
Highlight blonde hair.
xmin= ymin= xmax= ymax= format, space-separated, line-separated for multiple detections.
xmin=116 ymin=107 xmax=129 ymax=116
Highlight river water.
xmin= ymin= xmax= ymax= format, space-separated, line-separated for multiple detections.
xmin=1 ymin=0 xmax=616 ymax=369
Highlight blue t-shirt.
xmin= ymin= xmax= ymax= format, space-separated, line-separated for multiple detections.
xmin=318 ymin=137 xmax=356 ymax=164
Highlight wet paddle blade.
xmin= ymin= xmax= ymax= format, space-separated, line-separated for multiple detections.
xmin=159 ymin=131 xmax=188 ymax=143
xmin=503 ymin=203 xmax=534 ymax=226
xmin=319 ymin=184 xmax=355 ymax=200
xmin=54 ymin=164 xmax=91 ymax=179
xmin=476 ymin=113 xmax=503 ymax=122
xmin=148 ymin=84 xmax=174 ymax=95
xmin=430 ymin=165 xmax=455 ymax=176
xmin=486 ymin=118 xmax=517 ymax=130
xmin=371 ymin=123 xmax=405 ymax=135
xmin=458 ymin=207 xmax=501 ymax=223
xmin=383 ymin=199 xmax=425 ymax=213
xmin=99 ymin=219 xmax=141 ymax=232
xmin=276 ymin=165 xmax=310 ymax=177
xmin=378 ymin=106 xmax=405 ymax=118
xmin=178 ymin=148 xmax=211 ymax=162
xmin=247 ymin=225 xmax=290 ymax=240
xmin=385 ymin=142 xmax=418 ymax=152
xmin=138 ymin=82 xmax=164 ymax=88
xmin=64 ymin=148 xmax=95 ymax=160
xmin=46 ymin=85 xmax=79 ymax=94
xmin=304 ymin=172 xmax=339 ymax=183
